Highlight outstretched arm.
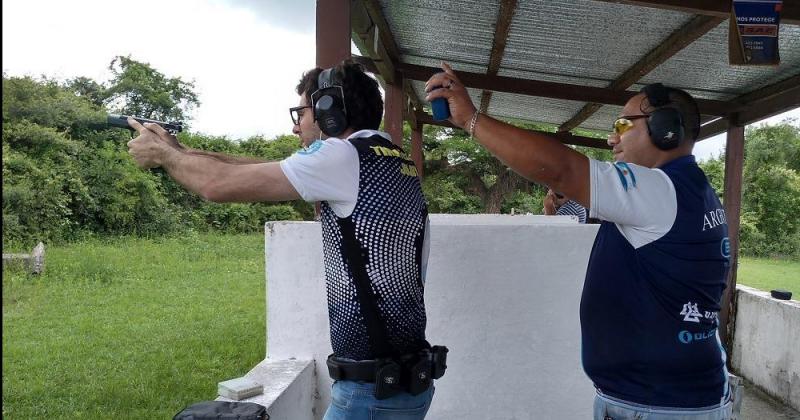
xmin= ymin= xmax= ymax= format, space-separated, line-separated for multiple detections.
xmin=126 ymin=118 xmax=299 ymax=203
xmin=425 ymin=63 xmax=590 ymax=208
xmin=184 ymin=149 xmax=268 ymax=164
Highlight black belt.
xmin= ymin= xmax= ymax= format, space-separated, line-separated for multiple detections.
xmin=327 ymin=356 xmax=383 ymax=382
xmin=326 ymin=346 xmax=449 ymax=399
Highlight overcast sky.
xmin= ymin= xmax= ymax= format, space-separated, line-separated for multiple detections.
xmin=3 ymin=0 xmax=797 ymax=161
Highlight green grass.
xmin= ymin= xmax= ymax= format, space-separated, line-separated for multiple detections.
xmin=3 ymin=235 xmax=795 ymax=419
xmin=738 ymin=257 xmax=800 ymax=294
xmin=2 ymin=233 xmax=266 ymax=419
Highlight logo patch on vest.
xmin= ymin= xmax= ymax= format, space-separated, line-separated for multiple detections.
xmin=721 ymin=237 xmax=731 ymax=258
xmin=297 ymin=140 xmax=324 ymax=155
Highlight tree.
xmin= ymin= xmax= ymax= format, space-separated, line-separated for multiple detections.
xmin=422 ymin=126 xmax=534 ymax=213
xmin=417 ymin=121 xmax=611 ymax=214
xmin=2 ymin=70 xmax=303 ymax=247
xmin=698 ymin=155 xmax=725 ymax=199
xmin=739 ymin=121 xmax=800 ymax=257
xmin=103 ymin=56 xmax=200 ymax=123
xmin=696 ymin=121 xmax=800 ymax=257
xmin=65 ymin=76 xmax=107 ymax=107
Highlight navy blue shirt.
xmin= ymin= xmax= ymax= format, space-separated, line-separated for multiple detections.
xmin=581 ymin=156 xmax=730 ymax=408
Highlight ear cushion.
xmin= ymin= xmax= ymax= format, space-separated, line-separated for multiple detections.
xmin=647 ymin=107 xmax=684 ymax=150
xmin=315 ymin=93 xmax=347 ymax=137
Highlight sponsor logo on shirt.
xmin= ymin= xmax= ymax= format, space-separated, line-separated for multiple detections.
xmin=678 ymin=329 xmax=717 ymax=344
xmin=721 ymin=237 xmax=731 ymax=258
xmin=612 ymin=162 xmax=637 ymax=191
xmin=369 ymin=146 xmax=418 ymax=177
xmin=702 ymin=208 xmax=727 ymax=231
xmin=680 ymin=302 xmax=703 ymax=323
xmin=369 ymin=145 xmax=402 ymax=157
xmin=679 ymin=302 xmax=719 ymax=324
xmin=298 ymin=140 xmax=324 ymax=155
xmin=400 ymin=163 xmax=419 ymax=177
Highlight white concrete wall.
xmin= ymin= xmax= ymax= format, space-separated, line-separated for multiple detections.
xmin=731 ymin=285 xmax=800 ymax=411
xmin=217 ymin=359 xmax=315 ymax=419
xmin=265 ymin=215 xmax=600 ymax=419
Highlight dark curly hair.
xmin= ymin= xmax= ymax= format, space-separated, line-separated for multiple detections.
xmin=296 ymin=59 xmax=383 ymax=132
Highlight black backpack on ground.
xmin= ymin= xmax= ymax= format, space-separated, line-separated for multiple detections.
xmin=173 ymin=401 xmax=268 ymax=420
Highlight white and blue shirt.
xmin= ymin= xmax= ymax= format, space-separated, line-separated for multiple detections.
xmin=556 ymin=200 xmax=588 ymax=223
xmin=581 ymin=155 xmax=730 ymax=408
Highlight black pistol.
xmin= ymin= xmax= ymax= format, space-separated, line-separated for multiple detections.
xmin=107 ymin=114 xmax=183 ymax=135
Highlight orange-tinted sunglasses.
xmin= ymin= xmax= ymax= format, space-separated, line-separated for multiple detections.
xmin=613 ymin=115 xmax=649 ymax=135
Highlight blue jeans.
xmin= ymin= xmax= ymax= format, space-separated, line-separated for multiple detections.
xmin=594 ymin=392 xmax=733 ymax=420
xmin=322 ymin=380 xmax=434 ymax=420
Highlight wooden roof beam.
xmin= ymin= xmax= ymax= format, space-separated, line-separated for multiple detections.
xmin=592 ymin=0 xmax=799 ymax=25
xmin=558 ymin=15 xmax=724 ymax=132
xmin=351 ymin=0 xmax=399 ymax=84
xmin=414 ymin=111 xmax=612 ymax=150
xmin=352 ymin=0 xmax=425 ymax=120
xmin=479 ymin=0 xmax=518 ymax=114
xmin=697 ymin=74 xmax=800 ymax=140
xmin=391 ymin=61 xmax=731 ymax=116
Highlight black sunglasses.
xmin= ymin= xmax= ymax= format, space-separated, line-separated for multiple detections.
xmin=289 ymin=105 xmax=312 ymax=126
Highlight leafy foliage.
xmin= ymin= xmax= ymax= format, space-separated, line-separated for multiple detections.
xmin=3 ymin=58 xmax=798 ymax=258
xmin=104 ymin=56 xmax=200 ymax=123
xmin=699 ymin=121 xmax=800 ymax=257
xmin=2 ymin=59 xmax=304 ymax=249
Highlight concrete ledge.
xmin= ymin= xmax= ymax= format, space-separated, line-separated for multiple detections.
xmin=732 ymin=285 xmax=800 ymax=412
xmin=429 ymin=213 xmax=580 ymax=224
xmin=217 ymin=358 xmax=315 ymax=420
xmin=2 ymin=241 xmax=45 ymax=274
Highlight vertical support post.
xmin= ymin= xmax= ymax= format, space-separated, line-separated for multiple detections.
xmin=315 ymin=0 xmax=351 ymax=218
xmin=411 ymin=125 xmax=424 ymax=179
xmin=384 ymin=80 xmax=405 ymax=146
xmin=719 ymin=117 xmax=745 ymax=352
xmin=316 ymin=0 xmax=351 ymax=69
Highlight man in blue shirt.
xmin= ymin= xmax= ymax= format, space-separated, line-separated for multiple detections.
xmin=543 ymin=188 xmax=588 ymax=223
xmin=427 ymin=64 xmax=732 ymax=419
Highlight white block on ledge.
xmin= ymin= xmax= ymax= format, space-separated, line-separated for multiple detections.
xmin=217 ymin=358 xmax=315 ymax=420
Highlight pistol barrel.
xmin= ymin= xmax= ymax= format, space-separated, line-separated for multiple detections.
xmin=107 ymin=114 xmax=183 ymax=133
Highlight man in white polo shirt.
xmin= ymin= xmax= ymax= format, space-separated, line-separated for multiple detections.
xmin=127 ymin=59 xmax=445 ymax=420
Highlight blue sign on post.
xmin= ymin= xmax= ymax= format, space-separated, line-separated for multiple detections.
xmin=730 ymin=0 xmax=782 ymax=65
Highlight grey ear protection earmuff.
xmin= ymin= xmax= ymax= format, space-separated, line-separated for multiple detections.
xmin=640 ymin=83 xmax=685 ymax=151
xmin=312 ymin=68 xmax=348 ymax=137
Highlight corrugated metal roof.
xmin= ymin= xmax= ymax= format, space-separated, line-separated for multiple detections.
xmin=500 ymin=1 xmax=694 ymax=82
xmin=369 ymin=0 xmax=799 ymax=136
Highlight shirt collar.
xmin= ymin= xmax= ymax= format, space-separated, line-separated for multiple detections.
xmin=346 ymin=129 xmax=391 ymax=142
xmin=658 ymin=154 xmax=696 ymax=170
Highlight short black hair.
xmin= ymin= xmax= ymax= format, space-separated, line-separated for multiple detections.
xmin=296 ymin=59 xmax=383 ymax=132
xmin=640 ymin=84 xmax=701 ymax=142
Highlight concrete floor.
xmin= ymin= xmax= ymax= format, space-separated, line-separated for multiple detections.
xmin=740 ymin=379 xmax=800 ymax=419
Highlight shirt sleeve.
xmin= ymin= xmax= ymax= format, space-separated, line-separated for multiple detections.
xmin=589 ymin=159 xmax=678 ymax=248
xmin=556 ymin=200 xmax=587 ymax=223
xmin=279 ymin=138 xmax=359 ymax=217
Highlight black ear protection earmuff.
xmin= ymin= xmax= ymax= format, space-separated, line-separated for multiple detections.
xmin=640 ymin=83 xmax=685 ymax=151
xmin=311 ymin=68 xmax=348 ymax=137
